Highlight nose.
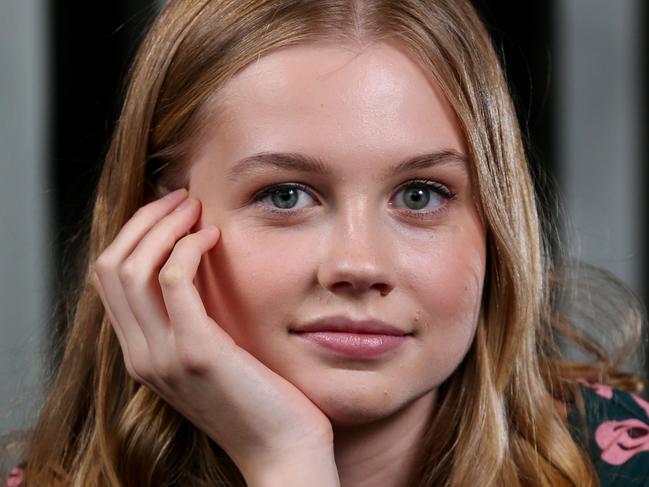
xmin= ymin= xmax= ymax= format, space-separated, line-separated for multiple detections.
xmin=316 ymin=206 xmax=395 ymax=298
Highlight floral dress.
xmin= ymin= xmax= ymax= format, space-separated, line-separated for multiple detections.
xmin=568 ymin=381 xmax=649 ymax=485
xmin=4 ymin=382 xmax=649 ymax=486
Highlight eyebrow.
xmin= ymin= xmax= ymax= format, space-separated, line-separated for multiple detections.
xmin=226 ymin=149 xmax=468 ymax=182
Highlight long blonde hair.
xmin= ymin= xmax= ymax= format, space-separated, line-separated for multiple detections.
xmin=24 ymin=1 xmax=645 ymax=485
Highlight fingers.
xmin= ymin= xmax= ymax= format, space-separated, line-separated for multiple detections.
xmin=93 ymin=189 xmax=191 ymax=382
xmin=93 ymin=186 xmax=230 ymax=389
xmin=108 ymin=188 xmax=189 ymax=259
xmin=92 ymin=271 xmax=137 ymax=377
xmin=158 ymin=226 xmax=226 ymax=373
xmin=119 ymin=198 xmax=202 ymax=350
xmin=94 ymin=264 xmax=151 ymax=383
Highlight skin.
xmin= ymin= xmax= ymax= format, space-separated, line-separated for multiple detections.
xmin=94 ymin=39 xmax=486 ymax=486
xmin=189 ymin=40 xmax=487 ymax=485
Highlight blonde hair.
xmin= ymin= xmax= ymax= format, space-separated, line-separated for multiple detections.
xmin=24 ymin=1 xmax=645 ymax=485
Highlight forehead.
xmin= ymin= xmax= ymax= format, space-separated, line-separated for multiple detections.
xmin=193 ymin=40 xmax=466 ymax=175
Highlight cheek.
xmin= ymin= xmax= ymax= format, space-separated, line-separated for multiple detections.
xmin=403 ymin=231 xmax=485 ymax=366
xmin=196 ymin=226 xmax=318 ymax=339
xmin=413 ymin=247 xmax=484 ymax=323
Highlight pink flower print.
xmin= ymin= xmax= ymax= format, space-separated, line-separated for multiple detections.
xmin=632 ymin=394 xmax=649 ymax=418
xmin=595 ymin=418 xmax=649 ymax=465
xmin=4 ymin=467 xmax=24 ymax=487
xmin=577 ymin=379 xmax=613 ymax=399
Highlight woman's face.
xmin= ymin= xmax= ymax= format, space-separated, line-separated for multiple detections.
xmin=189 ymin=41 xmax=486 ymax=426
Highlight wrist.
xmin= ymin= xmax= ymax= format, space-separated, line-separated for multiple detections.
xmin=241 ymin=441 xmax=340 ymax=487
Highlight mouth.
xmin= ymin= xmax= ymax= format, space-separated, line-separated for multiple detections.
xmin=289 ymin=315 xmax=413 ymax=359
xmin=289 ymin=315 xmax=412 ymax=336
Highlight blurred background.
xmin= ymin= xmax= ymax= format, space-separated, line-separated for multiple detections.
xmin=0 ymin=0 xmax=647 ymax=437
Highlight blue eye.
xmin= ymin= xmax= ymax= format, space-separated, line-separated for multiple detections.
xmin=250 ymin=180 xmax=456 ymax=218
xmin=390 ymin=180 xmax=454 ymax=213
xmin=252 ymin=183 xmax=316 ymax=212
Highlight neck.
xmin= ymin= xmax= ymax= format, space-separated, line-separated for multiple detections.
xmin=332 ymin=390 xmax=437 ymax=487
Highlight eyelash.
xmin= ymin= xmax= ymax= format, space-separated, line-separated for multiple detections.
xmin=250 ymin=179 xmax=458 ymax=220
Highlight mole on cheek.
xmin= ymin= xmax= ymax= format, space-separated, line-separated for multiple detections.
xmin=414 ymin=309 xmax=421 ymax=324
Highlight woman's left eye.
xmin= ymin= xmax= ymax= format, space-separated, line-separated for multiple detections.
xmin=250 ymin=180 xmax=456 ymax=217
xmin=390 ymin=180 xmax=456 ymax=216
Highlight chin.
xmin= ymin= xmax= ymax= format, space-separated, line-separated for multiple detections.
xmin=306 ymin=385 xmax=410 ymax=427
xmin=323 ymin=402 xmax=397 ymax=427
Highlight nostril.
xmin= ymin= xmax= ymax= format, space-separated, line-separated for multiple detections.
xmin=374 ymin=283 xmax=392 ymax=297
xmin=317 ymin=260 xmax=394 ymax=297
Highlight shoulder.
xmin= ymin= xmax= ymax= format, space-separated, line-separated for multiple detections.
xmin=568 ymin=380 xmax=649 ymax=486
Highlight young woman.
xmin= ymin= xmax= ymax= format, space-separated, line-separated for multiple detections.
xmin=6 ymin=0 xmax=648 ymax=485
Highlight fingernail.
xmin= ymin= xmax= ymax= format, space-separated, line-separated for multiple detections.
xmin=174 ymin=198 xmax=195 ymax=211
xmin=163 ymin=188 xmax=188 ymax=201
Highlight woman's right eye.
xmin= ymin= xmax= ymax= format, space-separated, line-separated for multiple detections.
xmin=251 ymin=183 xmax=318 ymax=214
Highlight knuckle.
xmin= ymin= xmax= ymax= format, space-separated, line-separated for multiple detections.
xmin=177 ymin=347 xmax=208 ymax=376
xmin=90 ymin=271 xmax=101 ymax=290
xmin=123 ymin=358 xmax=143 ymax=384
xmin=130 ymin=357 xmax=154 ymax=384
xmin=118 ymin=259 xmax=142 ymax=286
xmin=159 ymin=264 xmax=186 ymax=287
xmin=94 ymin=254 xmax=116 ymax=276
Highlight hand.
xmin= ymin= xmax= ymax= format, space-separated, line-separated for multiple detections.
xmin=91 ymin=189 xmax=339 ymax=485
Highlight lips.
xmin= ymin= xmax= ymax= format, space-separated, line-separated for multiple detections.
xmin=289 ymin=315 xmax=412 ymax=359
xmin=289 ymin=315 xmax=411 ymax=336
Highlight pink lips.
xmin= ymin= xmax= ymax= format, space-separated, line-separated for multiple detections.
xmin=290 ymin=315 xmax=411 ymax=359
